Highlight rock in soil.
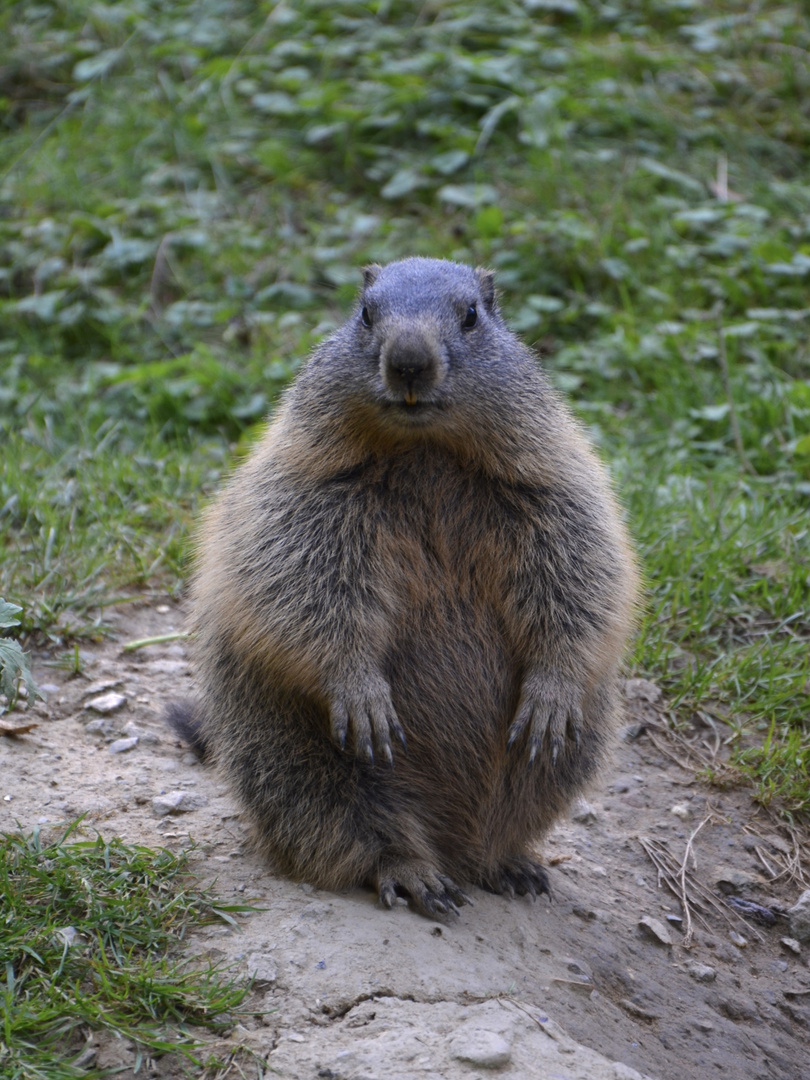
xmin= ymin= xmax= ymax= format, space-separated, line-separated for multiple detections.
xmin=152 ymin=790 xmax=209 ymax=816
xmin=788 ymin=889 xmax=810 ymax=943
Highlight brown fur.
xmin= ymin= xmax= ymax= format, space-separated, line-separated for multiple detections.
xmin=177 ymin=257 xmax=639 ymax=917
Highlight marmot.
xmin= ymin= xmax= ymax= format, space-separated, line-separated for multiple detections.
xmin=168 ymin=257 xmax=638 ymax=917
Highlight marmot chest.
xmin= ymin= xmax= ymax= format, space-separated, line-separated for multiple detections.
xmin=365 ymin=461 xmax=509 ymax=617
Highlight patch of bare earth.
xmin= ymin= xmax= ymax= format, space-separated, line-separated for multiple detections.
xmin=3 ymin=602 xmax=809 ymax=1080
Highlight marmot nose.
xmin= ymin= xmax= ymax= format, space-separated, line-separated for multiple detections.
xmin=388 ymin=351 xmax=431 ymax=381
xmin=381 ymin=329 xmax=443 ymax=397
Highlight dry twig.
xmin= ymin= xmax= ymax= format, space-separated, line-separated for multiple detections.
xmin=742 ymin=822 xmax=810 ymax=891
xmin=678 ymin=815 xmax=711 ymax=946
xmin=639 ymin=820 xmax=765 ymax=947
xmin=0 ymin=719 xmax=38 ymax=736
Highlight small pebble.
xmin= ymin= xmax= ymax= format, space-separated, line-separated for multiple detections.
xmin=788 ymin=889 xmax=810 ymax=943
xmin=685 ymin=961 xmax=716 ymax=983
xmin=670 ymin=803 xmax=690 ymax=819
xmin=638 ymin=916 xmax=673 ymax=947
xmin=81 ymin=680 xmax=121 ymax=698
xmin=53 ymin=926 xmax=81 ymax=948
xmin=152 ymin=790 xmax=209 ymax=816
xmin=570 ymin=797 xmax=598 ymax=824
xmin=85 ymin=692 xmax=127 ymax=714
xmin=109 ymin=736 xmax=138 ymax=754
xmin=694 ymin=1019 xmax=714 ymax=1033
xmin=780 ymin=937 xmax=801 ymax=955
xmin=729 ymin=931 xmax=748 ymax=948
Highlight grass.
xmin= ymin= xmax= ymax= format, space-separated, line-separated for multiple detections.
xmin=0 ymin=822 xmax=251 ymax=1080
xmin=1 ymin=5 xmax=808 ymax=801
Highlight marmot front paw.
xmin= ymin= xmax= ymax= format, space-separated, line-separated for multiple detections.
xmin=507 ymin=673 xmax=583 ymax=765
xmin=328 ymin=673 xmax=407 ymax=764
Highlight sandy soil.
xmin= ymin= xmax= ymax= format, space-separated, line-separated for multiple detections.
xmin=2 ymin=601 xmax=809 ymax=1080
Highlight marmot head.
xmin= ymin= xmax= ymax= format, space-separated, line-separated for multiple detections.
xmin=295 ymin=258 xmax=547 ymax=472
xmin=353 ymin=258 xmax=499 ymax=428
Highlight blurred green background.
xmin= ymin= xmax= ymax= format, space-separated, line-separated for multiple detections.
xmin=1 ymin=0 xmax=809 ymax=813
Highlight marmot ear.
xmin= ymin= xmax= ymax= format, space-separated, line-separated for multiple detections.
xmin=363 ymin=264 xmax=382 ymax=289
xmin=475 ymin=267 xmax=496 ymax=313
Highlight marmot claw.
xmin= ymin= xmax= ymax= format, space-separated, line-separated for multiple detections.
xmin=328 ymin=675 xmax=404 ymax=764
xmin=507 ymin=676 xmax=583 ymax=766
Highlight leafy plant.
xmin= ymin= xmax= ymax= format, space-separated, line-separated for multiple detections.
xmin=0 ymin=599 xmax=39 ymax=711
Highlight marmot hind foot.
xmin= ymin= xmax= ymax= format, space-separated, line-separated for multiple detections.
xmin=375 ymin=859 xmax=473 ymax=918
xmin=481 ymin=856 xmax=551 ymax=901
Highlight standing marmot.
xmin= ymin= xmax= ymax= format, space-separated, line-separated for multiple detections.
xmin=169 ymin=257 xmax=638 ymax=917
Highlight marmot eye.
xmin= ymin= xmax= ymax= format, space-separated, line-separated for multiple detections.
xmin=462 ymin=304 xmax=477 ymax=329
xmin=361 ymin=306 xmax=373 ymax=329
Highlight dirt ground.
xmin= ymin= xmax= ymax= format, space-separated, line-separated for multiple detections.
xmin=3 ymin=601 xmax=809 ymax=1080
